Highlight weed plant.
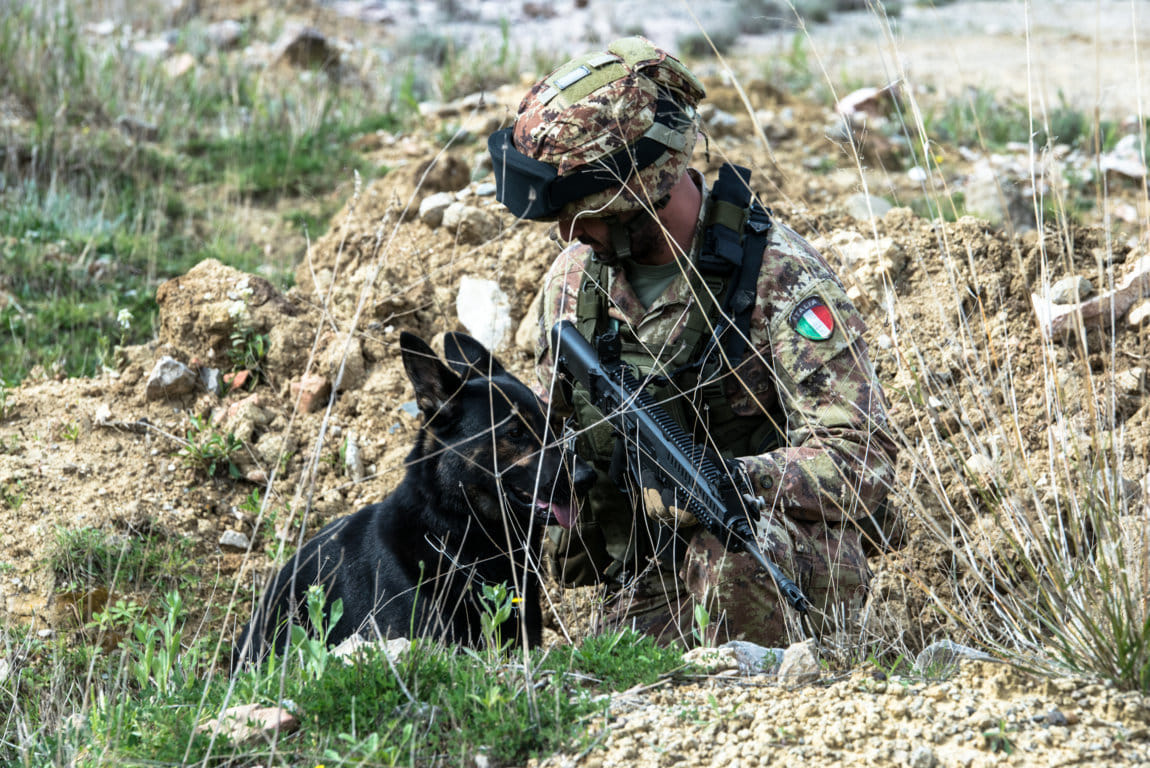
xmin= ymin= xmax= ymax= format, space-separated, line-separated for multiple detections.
xmin=829 ymin=7 xmax=1150 ymax=693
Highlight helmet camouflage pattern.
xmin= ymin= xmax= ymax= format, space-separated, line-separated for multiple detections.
xmin=512 ymin=36 xmax=706 ymax=221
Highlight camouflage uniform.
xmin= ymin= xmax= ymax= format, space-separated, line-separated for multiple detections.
xmin=535 ymin=171 xmax=899 ymax=647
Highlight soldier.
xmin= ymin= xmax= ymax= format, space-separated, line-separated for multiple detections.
xmin=487 ymin=36 xmax=899 ymax=646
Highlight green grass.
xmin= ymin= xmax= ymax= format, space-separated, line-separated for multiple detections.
xmin=0 ymin=2 xmax=406 ymax=385
xmin=2 ymin=597 xmax=686 ymax=767
xmin=49 ymin=526 xmax=198 ymax=595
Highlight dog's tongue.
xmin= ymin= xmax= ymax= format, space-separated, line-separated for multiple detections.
xmin=536 ymin=500 xmax=575 ymax=529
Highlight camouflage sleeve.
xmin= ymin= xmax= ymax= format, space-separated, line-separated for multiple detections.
xmin=533 ymin=244 xmax=593 ymax=415
xmin=738 ymin=226 xmax=898 ymax=524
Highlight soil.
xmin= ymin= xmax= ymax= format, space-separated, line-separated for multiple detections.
xmin=2 ymin=2 xmax=1149 ymax=765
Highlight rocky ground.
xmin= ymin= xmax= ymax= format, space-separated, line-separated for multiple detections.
xmin=2 ymin=1 xmax=1150 ymax=766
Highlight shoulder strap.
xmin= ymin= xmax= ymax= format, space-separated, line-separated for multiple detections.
xmin=575 ymin=254 xmax=608 ymax=343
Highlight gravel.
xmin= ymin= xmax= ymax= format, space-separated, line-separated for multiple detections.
xmin=532 ymin=660 xmax=1150 ymax=768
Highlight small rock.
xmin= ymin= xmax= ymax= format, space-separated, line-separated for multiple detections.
xmin=1034 ymin=253 xmax=1150 ymax=338
xmin=909 ymin=744 xmax=937 ymax=768
xmin=753 ymin=109 xmax=796 ymax=142
xmin=198 ymin=704 xmax=298 ymax=745
xmin=199 ymin=367 xmax=222 ymax=396
xmin=332 ymin=635 xmax=410 ymax=663
xmin=418 ymin=192 xmax=456 ymax=227
xmin=456 ymin=276 xmax=512 ymax=352
xmin=132 ymin=37 xmax=171 ymax=59
xmin=721 ymin=641 xmax=784 ymax=675
xmin=86 ymin=19 xmax=116 ymax=36
xmin=0 ymin=657 xmax=10 ymax=684
xmin=964 ymin=453 xmax=996 ymax=482
xmin=777 ymin=639 xmax=820 ymax=686
xmin=205 ymin=20 xmax=245 ymax=50
xmin=256 ymin=432 xmax=296 ymax=469
xmin=290 ymin=374 xmax=331 ymax=414
xmin=836 ymin=83 xmax=899 ymax=119
xmin=474 ymin=182 xmax=497 ymax=197
xmin=959 ymin=158 xmax=1035 ymax=230
xmin=116 ymin=115 xmax=160 ymax=143
xmin=145 ymin=356 xmax=199 ymax=401
xmin=219 ymin=530 xmax=251 ymax=552
xmin=273 ymin=25 xmax=338 ymax=71
xmin=223 ymin=369 xmax=251 ymax=392
xmin=344 ymin=430 xmax=365 ymax=483
xmin=514 ymin=289 xmax=543 ymax=352
xmin=915 ymin=639 xmax=996 ymax=676
xmin=442 ymin=202 xmax=499 ymax=245
xmin=164 ymin=52 xmax=196 ymax=79
xmin=700 ymin=105 xmax=738 ymax=137
xmin=1049 ymin=276 xmax=1094 ymax=305
xmin=1129 ymin=299 xmax=1150 ymax=327
xmin=683 ymin=646 xmax=740 ymax=674
xmin=845 ymin=193 xmax=892 ymax=221
xmin=399 ymin=401 xmax=420 ymax=418
xmin=1100 ymin=134 xmax=1148 ymax=180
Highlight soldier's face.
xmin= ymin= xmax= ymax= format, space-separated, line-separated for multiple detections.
xmin=556 ymin=211 xmax=664 ymax=266
xmin=557 ymin=214 xmax=611 ymax=254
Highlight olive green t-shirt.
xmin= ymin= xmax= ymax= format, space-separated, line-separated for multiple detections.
xmin=624 ymin=259 xmax=682 ymax=309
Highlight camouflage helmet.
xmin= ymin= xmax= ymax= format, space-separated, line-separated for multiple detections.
xmin=488 ymin=36 xmax=705 ymax=222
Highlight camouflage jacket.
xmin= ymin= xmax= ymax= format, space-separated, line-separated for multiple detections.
xmin=534 ymin=173 xmax=898 ymax=525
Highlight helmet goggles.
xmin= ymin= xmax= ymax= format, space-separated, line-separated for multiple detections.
xmin=489 ymin=97 xmax=695 ymax=221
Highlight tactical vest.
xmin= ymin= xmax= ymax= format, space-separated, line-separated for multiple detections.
xmin=569 ymin=164 xmax=784 ymax=470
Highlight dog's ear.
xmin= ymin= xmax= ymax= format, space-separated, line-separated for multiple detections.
xmin=442 ymin=332 xmax=506 ymax=380
xmin=400 ymin=332 xmax=462 ymax=418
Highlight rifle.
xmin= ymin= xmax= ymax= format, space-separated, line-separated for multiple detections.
xmin=550 ymin=320 xmax=810 ymax=616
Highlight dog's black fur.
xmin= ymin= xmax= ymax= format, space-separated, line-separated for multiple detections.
xmin=234 ymin=331 xmax=593 ymax=666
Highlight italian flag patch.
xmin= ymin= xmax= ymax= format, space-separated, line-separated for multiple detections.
xmin=790 ymin=296 xmax=835 ymax=341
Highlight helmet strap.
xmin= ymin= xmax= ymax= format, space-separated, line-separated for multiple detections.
xmin=597 ymin=203 xmax=664 ymax=264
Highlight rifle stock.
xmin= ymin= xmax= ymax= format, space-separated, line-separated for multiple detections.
xmin=550 ymin=320 xmax=809 ymax=615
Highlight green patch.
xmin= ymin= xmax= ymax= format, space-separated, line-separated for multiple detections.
xmin=178 ymin=414 xmax=244 ymax=479
xmin=0 ymin=4 xmax=406 ymax=385
xmin=4 ymin=579 xmax=688 ymax=767
xmin=542 ymin=628 xmax=688 ymax=689
xmin=50 ymin=526 xmax=197 ymax=594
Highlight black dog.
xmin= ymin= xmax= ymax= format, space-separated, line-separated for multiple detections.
xmin=234 ymin=331 xmax=594 ymax=665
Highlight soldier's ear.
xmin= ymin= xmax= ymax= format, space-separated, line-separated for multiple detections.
xmin=400 ymin=332 xmax=462 ymax=419
xmin=442 ymin=332 xmax=507 ymax=380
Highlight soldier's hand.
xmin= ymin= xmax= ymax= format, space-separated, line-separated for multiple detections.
xmin=637 ymin=467 xmax=698 ymax=527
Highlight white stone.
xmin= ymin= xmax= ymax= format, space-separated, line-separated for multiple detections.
xmin=845 ymin=193 xmax=893 ymax=221
xmin=964 ymin=453 xmax=996 ymax=481
xmin=441 ymin=202 xmax=499 ymax=245
xmin=1049 ymin=275 xmax=1094 ymax=305
xmin=777 ymin=639 xmax=821 ymax=686
xmin=683 ymin=646 xmax=740 ymax=674
xmin=1129 ymin=299 xmax=1150 ymax=327
xmin=456 ymin=276 xmax=512 ymax=352
xmin=418 ymin=192 xmax=455 ymax=227
xmin=145 ymin=356 xmax=199 ymax=401
xmin=219 ymin=530 xmax=251 ymax=552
